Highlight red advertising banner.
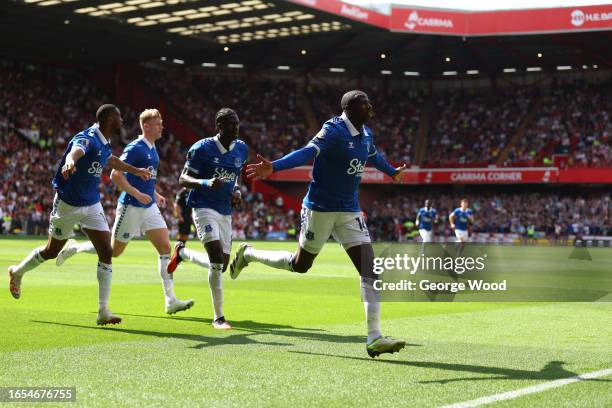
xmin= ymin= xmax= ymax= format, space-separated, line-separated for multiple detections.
xmin=289 ymin=1 xmax=612 ymax=36
xmin=285 ymin=0 xmax=389 ymax=28
xmin=390 ymin=4 xmax=612 ymax=35
xmin=390 ymin=7 xmax=466 ymax=35
xmin=265 ymin=166 xmax=563 ymax=184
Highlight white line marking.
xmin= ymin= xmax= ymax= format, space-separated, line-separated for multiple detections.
xmin=440 ymin=368 xmax=612 ymax=408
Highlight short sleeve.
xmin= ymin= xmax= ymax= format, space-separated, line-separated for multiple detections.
xmin=185 ymin=143 xmax=206 ymax=175
xmin=306 ymin=125 xmax=336 ymax=157
xmin=119 ymin=144 xmax=139 ymax=166
xmin=72 ymin=135 xmax=93 ymax=154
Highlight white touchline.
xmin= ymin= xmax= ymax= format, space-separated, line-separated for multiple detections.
xmin=439 ymin=367 xmax=612 ymax=408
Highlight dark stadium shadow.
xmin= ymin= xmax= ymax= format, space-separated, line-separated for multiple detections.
xmin=31 ymin=320 xmax=293 ymax=349
xmin=97 ymin=312 xmax=368 ymax=344
xmin=289 ymin=352 xmax=611 ymax=383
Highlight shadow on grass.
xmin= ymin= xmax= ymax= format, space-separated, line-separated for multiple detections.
xmin=31 ymin=317 xmax=380 ymax=349
xmin=289 ymin=351 xmax=612 ymax=384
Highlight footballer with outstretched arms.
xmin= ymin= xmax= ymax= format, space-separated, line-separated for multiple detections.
xmin=8 ymin=104 xmax=150 ymax=325
xmin=167 ymin=108 xmax=247 ymax=330
xmin=174 ymin=187 xmax=193 ymax=244
xmin=55 ymin=109 xmax=194 ymax=315
xmin=449 ymin=198 xmax=474 ymax=243
xmin=230 ymin=91 xmax=408 ymax=358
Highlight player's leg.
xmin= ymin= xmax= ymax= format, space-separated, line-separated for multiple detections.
xmin=230 ymin=207 xmax=330 ymax=279
xmin=336 ymin=212 xmax=406 ymax=358
xmin=168 ymin=208 xmax=218 ymax=273
xmin=8 ymin=234 xmax=67 ymax=299
xmin=145 ymin=224 xmax=195 ymax=314
xmin=176 ymin=212 xmax=192 ymax=244
xmin=80 ymin=202 xmax=121 ymax=325
xmin=9 ymin=196 xmax=76 ymax=298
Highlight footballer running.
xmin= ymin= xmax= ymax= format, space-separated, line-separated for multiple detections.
xmin=8 ymin=104 xmax=150 ymax=325
xmin=55 ymin=109 xmax=194 ymax=315
xmin=230 ymin=91 xmax=408 ymax=358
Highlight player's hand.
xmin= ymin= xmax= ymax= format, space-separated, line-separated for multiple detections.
xmin=392 ymin=163 xmax=407 ymax=183
xmin=136 ymin=192 xmax=152 ymax=206
xmin=155 ymin=192 xmax=167 ymax=208
xmin=231 ymin=190 xmax=242 ymax=210
xmin=135 ymin=167 xmax=151 ymax=181
xmin=246 ymin=154 xmax=273 ymax=179
xmin=61 ymin=159 xmax=77 ymax=180
xmin=207 ymin=178 xmax=223 ymax=190
xmin=450 ymin=223 xmax=455 ymax=230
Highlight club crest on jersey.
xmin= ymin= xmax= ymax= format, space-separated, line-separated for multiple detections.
xmin=346 ymin=158 xmax=365 ymax=176
xmin=234 ymin=157 xmax=242 ymax=167
xmin=123 ymin=233 xmax=130 ymax=239
xmin=204 ymin=224 xmax=213 ymax=233
xmin=147 ymin=166 xmax=158 ymax=180
xmin=306 ymin=231 xmax=315 ymax=241
xmin=75 ymin=139 xmax=89 ymax=149
xmin=88 ymin=161 xmax=104 ymax=177
xmin=54 ymin=227 xmax=62 ymax=236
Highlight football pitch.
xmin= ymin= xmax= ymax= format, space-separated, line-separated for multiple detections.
xmin=1 ymin=238 xmax=611 ymax=407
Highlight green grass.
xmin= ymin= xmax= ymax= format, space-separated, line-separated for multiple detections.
xmin=1 ymin=238 xmax=611 ymax=407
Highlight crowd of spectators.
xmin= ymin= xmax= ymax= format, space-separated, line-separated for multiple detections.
xmin=425 ymin=88 xmax=532 ymax=166
xmin=1 ymin=60 xmax=611 ymax=242
xmin=365 ymin=191 xmax=611 ymax=241
xmin=509 ymin=79 xmax=612 ymax=167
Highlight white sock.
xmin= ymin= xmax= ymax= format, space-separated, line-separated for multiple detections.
xmin=208 ymin=263 xmax=224 ymax=320
xmin=180 ymin=247 xmax=210 ymax=268
xmin=13 ymin=247 xmax=45 ymax=277
xmin=244 ymin=247 xmax=294 ymax=271
xmin=361 ymin=276 xmax=382 ymax=343
xmin=158 ymin=254 xmax=176 ymax=304
xmin=75 ymin=241 xmax=96 ymax=254
xmin=97 ymin=262 xmax=112 ymax=310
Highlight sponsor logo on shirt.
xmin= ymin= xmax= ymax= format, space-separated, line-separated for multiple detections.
xmin=346 ymin=158 xmax=365 ymax=176
xmin=213 ymin=167 xmax=237 ymax=183
xmin=88 ymin=161 xmax=104 ymax=177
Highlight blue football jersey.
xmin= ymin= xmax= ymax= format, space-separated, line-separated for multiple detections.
xmin=52 ymin=124 xmax=112 ymax=207
xmin=452 ymin=208 xmax=473 ymax=231
xmin=304 ymin=113 xmax=392 ymax=212
xmin=118 ymin=137 xmax=159 ymax=208
xmin=417 ymin=207 xmax=437 ymax=231
xmin=185 ymin=135 xmax=248 ymax=215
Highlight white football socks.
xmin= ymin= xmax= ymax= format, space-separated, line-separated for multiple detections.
xmin=97 ymin=262 xmax=112 ymax=310
xmin=158 ymin=254 xmax=176 ymax=304
xmin=13 ymin=247 xmax=45 ymax=277
xmin=74 ymin=241 xmax=96 ymax=254
xmin=179 ymin=247 xmax=210 ymax=268
xmin=361 ymin=276 xmax=382 ymax=344
xmin=244 ymin=247 xmax=294 ymax=271
xmin=208 ymin=263 xmax=224 ymax=320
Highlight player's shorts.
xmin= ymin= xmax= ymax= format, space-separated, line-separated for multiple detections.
xmin=299 ymin=206 xmax=371 ymax=254
xmin=455 ymin=229 xmax=469 ymax=241
xmin=49 ymin=194 xmax=109 ymax=240
xmin=419 ymin=229 xmax=433 ymax=242
xmin=192 ymin=207 xmax=232 ymax=254
xmin=112 ymin=203 xmax=167 ymax=243
xmin=178 ymin=210 xmax=193 ymax=236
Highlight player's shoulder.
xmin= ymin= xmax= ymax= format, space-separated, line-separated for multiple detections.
xmin=317 ymin=117 xmax=343 ymax=138
xmin=190 ymin=137 xmax=213 ymax=151
xmin=234 ymin=138 xmax=248 ymax=150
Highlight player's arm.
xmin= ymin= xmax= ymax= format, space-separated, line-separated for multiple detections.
xmin=107 ymin=155 xmax=150 ymax=180
xmin=110 ymin=170 xmax=152 ymax=205
xmin=155 ymin=190 xmax=166 ymax=207
xmin=366 ymin=144 xmax=406 ymax=183
xmin=415 ymin=212 xmax=420 ymax=228
xmin=246 ymin=146 xmax=317 ymax=180
xmin=61 ymin=147 xmax=86 ymax=179
xmin=179 ymin=167 xmax=223 ymax=190
xmin=449 ymin=212 xmax=456 ymax=229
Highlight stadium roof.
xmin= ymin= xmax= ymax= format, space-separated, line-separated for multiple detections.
xmin=3 ymin=0 xmax=611 ymax=76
